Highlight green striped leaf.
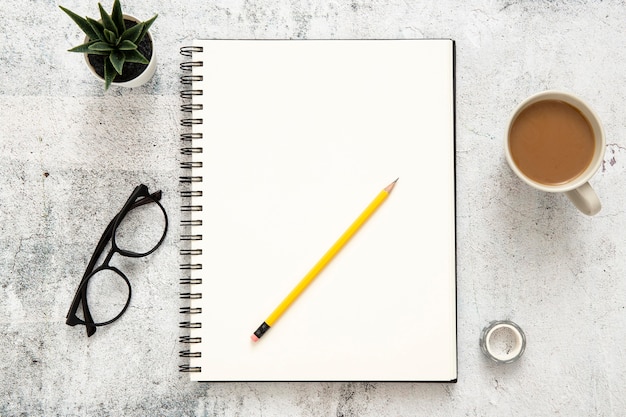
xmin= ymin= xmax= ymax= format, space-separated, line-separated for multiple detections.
xmin=110 ymin=50 xmax=125 ymax=75
xmin=123 ymin=49 xmax=149 ymax=65
xmin=118 ymin=40 xmax=137 ymax=51
xmin=98 ymin=3 xmax=118 ymax=36
xmin=88 ymin=41 xmax=115 ymax=52
xmin=111 ymin=0 xmax=125 ymax=34
xmin=59 ymin=6 xmax=99 ymax=40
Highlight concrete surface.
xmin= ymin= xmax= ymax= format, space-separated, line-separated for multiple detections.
xmin=1 ymin=0 xmax=626 ymax=416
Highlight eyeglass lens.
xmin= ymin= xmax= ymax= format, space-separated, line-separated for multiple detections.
xmin=114 ymin=195 xmax=168 ymax=255
xmin=81 ymin=267 xmax=131 ymax=325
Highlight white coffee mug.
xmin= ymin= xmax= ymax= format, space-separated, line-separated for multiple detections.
xmin=505 ymin=91 xmax=605 ymax=216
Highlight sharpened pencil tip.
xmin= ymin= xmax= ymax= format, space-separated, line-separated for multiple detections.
xmin=385 ymin=178 xmax=399 ymax=193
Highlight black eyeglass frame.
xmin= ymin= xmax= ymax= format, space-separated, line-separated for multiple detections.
xmin=66 ymin=184 xmax=168 ymax=337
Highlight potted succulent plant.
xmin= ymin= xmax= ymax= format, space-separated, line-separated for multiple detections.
xmin=60 ymin=0 xmax=157 ymax=90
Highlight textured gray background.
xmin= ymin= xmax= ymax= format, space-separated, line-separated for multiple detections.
xmin=1 ymin=0 xmax=626 ymax=416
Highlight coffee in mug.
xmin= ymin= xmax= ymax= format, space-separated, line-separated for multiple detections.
xmin=505 ymin=91 xmax=605 ymax=216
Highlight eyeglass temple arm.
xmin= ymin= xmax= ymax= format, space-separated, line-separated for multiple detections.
xmin=71 ymin=215 xmax=117 ymax=336
xmin=131 ymin=190 xmax=162 ymax=209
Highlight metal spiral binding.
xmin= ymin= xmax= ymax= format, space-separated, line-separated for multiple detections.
xmin=181 ymin=219 xmax=202 ymax=226
xmin=179 ymin=364 xmax=202 ymax=373
xmin=180 ymin=234 xmax=202 ymax=241
xmin=179 ymin=321 xmax=202 ymax=329
xmin=181 ymin=206 xmax=202 ymax=213
xmin=180 ymin=89 xmax=203 ymax=99
xmin=181 ymin=75 xmax=203 ymax=85
xmin=179 ymin=176 xmax=202 ymax=183
xmin=180 ymin=147 xmax=203 ymax=155
xmin=180 ymin=292 xmax=202 ymax=300
xmin=180 ymin=307 xmax=202 ymax=314
xmin=181 ymin=132 xmax=202 ymax=141
xmin=179 ymin=250 xmax=202 ymax=257
xmin=180 ymin=335 xmax=202 ymax=343
xmin=180 ymin=277 xmax=202 ymax=284
xmin=181 ymin=161 xmax=203 ymax=167
xmin=181 ymin=103 xmax=203 ymax=112
xmin=179 ymin=350 xmax=202 ymax=358
xmin=179 ymin=45 xmax=204 ymax=373
xmin=180 ymin=189 xmax=203 ymax=197
xmin=181 ymin=117 xmax=203 ymax=127
xmin=180 ymin=45 xmax=203 ymax=57
xmin=181 ymin=263 xmax=202 ymax=270
xmin=180 ymin=61 xmax=203 ymax=71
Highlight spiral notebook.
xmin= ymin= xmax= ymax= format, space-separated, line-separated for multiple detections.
xmin=179 ymin=39 xmax=456 ymax=382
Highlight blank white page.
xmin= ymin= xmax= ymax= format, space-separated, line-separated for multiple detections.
xmin=185 ymin=39 xmax=456 ymax=381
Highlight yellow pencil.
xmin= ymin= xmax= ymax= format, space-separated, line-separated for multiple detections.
xmin=250 ymin=178 xmax=398 ymax=342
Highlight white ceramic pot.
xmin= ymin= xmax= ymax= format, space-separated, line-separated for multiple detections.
xmin=83 ymin=14 xmax=156 ymax=88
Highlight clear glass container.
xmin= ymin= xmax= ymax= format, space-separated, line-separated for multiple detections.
xmin=480 ymin=320 xmax=526 ymax=364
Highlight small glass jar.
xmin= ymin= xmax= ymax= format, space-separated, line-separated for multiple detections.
xmin=480 ymin=320 xmax=526 ymax=364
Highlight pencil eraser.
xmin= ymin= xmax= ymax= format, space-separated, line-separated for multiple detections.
xmin=250 ymin=334 xmax=259 ymax=342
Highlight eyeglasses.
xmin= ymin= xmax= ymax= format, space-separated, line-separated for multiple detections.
xmin=66 ymin=184 xmax=168 ymax=337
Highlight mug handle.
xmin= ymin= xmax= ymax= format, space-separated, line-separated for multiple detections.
xmin=564 ymin=182 xmax=601 ymax=216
